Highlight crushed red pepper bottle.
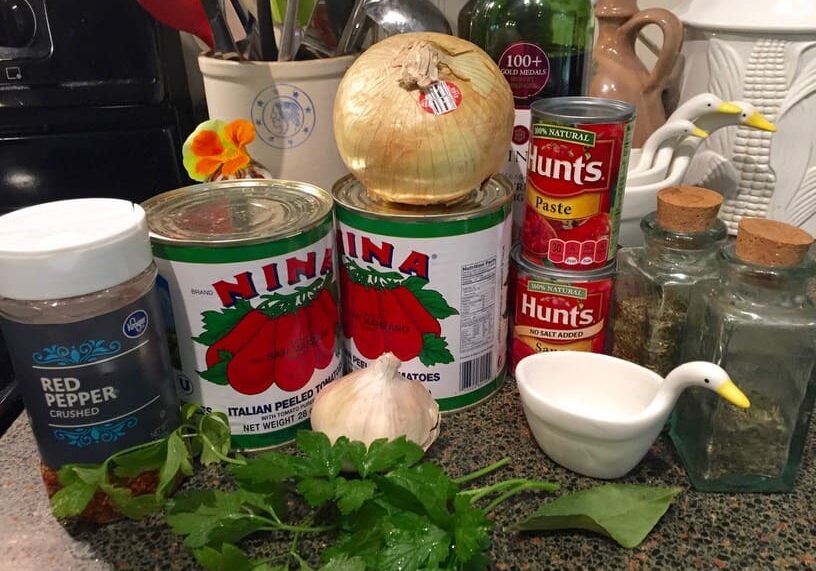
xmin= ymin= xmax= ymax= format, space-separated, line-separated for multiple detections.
xmin=0 ymin=199 xmax=180 ymax=522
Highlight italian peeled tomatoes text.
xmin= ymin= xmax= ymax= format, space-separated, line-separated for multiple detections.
xmin=226 ymin=365 xmax=342 ymax=433
xmin=347 ymin=351 xmax=441 ymax=382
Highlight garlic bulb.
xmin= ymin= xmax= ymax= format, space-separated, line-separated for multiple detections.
xmin=333 ymin=32 xmax=514 ymax=205
xmin=310 ymin=353 xmax=441 ymax=450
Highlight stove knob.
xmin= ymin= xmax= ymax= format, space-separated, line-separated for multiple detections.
xmin=0 ymin=0 xmax=36 ymax=48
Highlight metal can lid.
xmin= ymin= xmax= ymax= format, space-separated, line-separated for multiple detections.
xmin=143 ymin=179 xmax=333 ymax=247
xmin=531 ymin=96 xmax=636 ymax=124
xmin=511 ymin=244 xmax=617 ymax=281
xmin=332 ymin=174 xmax=512 ymax=223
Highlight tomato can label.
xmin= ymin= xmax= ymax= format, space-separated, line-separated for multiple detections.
xmin=143 ymin=180 xmax=341 ymax=450
xmin=510 ymin=247 xmax=615 ymax=371
xmin=522 ymin=97 xmax=635 ymax=269
xmin=333 ymin=176 xmax=512 ymax=412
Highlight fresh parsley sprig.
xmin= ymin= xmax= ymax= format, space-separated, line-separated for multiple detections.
xmin=165 ymin=431 xmax=560 ymax=571
xmin=50 ymin=404 xmax=238 ymax=519
xmin=49 ymin=409 xmax=682 ymax=570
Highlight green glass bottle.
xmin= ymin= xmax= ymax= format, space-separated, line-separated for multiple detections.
xmin=469 ymin=0 xmax=594 ymax=237
xmin=458 ymin=0 xmax=476 ymax=41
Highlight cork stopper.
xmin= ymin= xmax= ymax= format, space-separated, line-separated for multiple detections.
xmin=735 ymin=218 xmax=814 ymax=267
xmin=656 ymin=186 xmax=723 ymax=232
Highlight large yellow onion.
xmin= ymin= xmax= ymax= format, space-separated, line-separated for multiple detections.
xmin=333 ymin=32 xmax=514 ymax=204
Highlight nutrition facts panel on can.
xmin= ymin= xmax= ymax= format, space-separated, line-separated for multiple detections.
xmin=460 ymin=257 xmax=497 ymax=356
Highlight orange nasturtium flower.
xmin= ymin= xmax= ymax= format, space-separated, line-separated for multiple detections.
xmin=182 ymin=119 xmax=256 ymax=181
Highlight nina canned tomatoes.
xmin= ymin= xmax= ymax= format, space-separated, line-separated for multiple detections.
xmin=510 ymin=246 xmax=615 ymax=371
xmin=522 ymin=97 xmax=635 ymax=269
xmin=143 ymin=180 xmax=342 ymax=450
xmin=333 ymin=175 xmax=512 ymax=412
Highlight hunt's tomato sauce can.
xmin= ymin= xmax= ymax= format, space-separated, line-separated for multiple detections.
xmin=522 ymin=97 xmax=635 ymax=269
xmin=510 ymin=246 xmax=615 ymax=371
xmin=143 ymin=180 xmax=341 ymax=449
xmin=333 ymin=175 xmax=512 ymax=412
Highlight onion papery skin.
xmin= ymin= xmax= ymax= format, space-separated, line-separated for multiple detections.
xmin=333 ymin=32 xmax=514 ymax=205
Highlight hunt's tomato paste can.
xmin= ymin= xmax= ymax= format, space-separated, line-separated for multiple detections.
xmin=522 ymin=97 xmax=635 ymax=269
xmin=143 ymin=180 xmax=341 ymax=449
xmin=510 ymin=246 xmax=615 ymax=371
xmin=333 ymin=175 xmax=512 ymax=412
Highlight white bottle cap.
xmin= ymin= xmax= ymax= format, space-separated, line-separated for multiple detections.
xmin=0 ymin=198 xmax=153 ymax=301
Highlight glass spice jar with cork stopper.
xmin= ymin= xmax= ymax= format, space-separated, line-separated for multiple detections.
xmin=671 ymin=218 xmax=816 ymax=492
xmin=611 ymin=185 xmax=728 ymax=376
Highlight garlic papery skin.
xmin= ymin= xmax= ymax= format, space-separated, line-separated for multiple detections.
xmin=310 ymin=352 xmax=441 ymax=450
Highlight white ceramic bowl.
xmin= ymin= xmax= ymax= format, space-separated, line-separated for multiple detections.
xmin=515 ymin=351 xmax=666 ymax=479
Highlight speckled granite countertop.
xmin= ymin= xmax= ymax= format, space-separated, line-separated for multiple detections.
xmin=2 ymin=379 xmax=815 ymax=571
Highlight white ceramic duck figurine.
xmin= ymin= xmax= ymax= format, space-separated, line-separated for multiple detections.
xmin=633 ymin=361 xmax=749 ymax=425
xmin=516 ymin=353 xmax=750 ymax=479
xmin=628 ymin=94 xmax=741 ymax=176
xmin=628 ymin=120 xmax=709 ymax=176
xmin=627 ymin=101 xmax=776 ymax=187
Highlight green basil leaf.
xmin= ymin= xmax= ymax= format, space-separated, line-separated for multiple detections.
xmin=296 ymin=477 xmax=336 ymax=507
xmin=193 ymin=543 xmax=256 ymax=571
xmin=230 ymin=452 xmax=299 ymax=488
xmin=167 ymin=489 xmax=267 ymax=548
xmin=318 ymin=554 xmax=367 ymax=571
xmin=199 ymin=412 xmax=232 ymax=465
xmin=112 ymin=440 xmax=167 ymax=477
xmin=358 ymin=437 xmax=424 ymax=477
xmin=50 ymin=479 xmax=97 ymax=519
xmin=106 ymin=487 xmax=163 ymax=519
xmin=323 ymin=502 xmax=390 ymax=568
xmin=334 ymin=478 xmax=376 ymax=515
xmin=451 ymin=494 xmax=492 ymax=565
xmin=377 ymin=512 xmax=450 ymax=571
xmin=181 ymin=403 xmax=202 ymax=421
xmin=341 ymin=440 xmax=368 ymax=476
xmin=296 ymin=431 xmax=342 ymax=479
xmin=514 ymin=484 xmax=682 ymax=548
xmin=381 ymin=463 xmax=457 ymax=527
xmin=59 ymin=464 xmax=106 ymax=486
xmin=157 ymin=431 xmax=192 ymax=497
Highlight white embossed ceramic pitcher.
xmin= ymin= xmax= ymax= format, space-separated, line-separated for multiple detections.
xmin=674 ymin=0 xmax=816 ymax=234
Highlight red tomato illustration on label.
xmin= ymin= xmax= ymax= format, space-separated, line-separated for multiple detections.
xmin=226 ymin=319 xmax=276 ymax=395
xmin=308 ymin=288 xmax=338 ymax=370
xmin=196 ymin=276 xmax=337 ymax=395
xmin=554 ymin=213 xmax=611 ymax=243
xmin=205 ymin=309 xmax=270 ymax=368
xmin=378 ymin=289 xmax=424 ymax=362
xmin=522 ymin=205 xmax=558 ymax=256
xmin=273 ymin=311 xmax=316 ymax=392
xmin=392 ymin=285 xmax=441 ymax=337
xmin=339 ymin=259 xmax=458 ymax=367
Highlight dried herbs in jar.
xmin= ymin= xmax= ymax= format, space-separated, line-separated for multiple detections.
xmin=671 ymin=218 xmax=816 ymax=492
xmin=611 ymin=186 xmax=727 ymax=376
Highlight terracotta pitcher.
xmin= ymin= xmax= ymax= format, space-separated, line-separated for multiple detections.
xmin=589 ymin=0 xmax=683 ymax=147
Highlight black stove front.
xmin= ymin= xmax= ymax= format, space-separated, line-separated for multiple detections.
xmin=0 ymin=0 xmax=196 ymax=432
